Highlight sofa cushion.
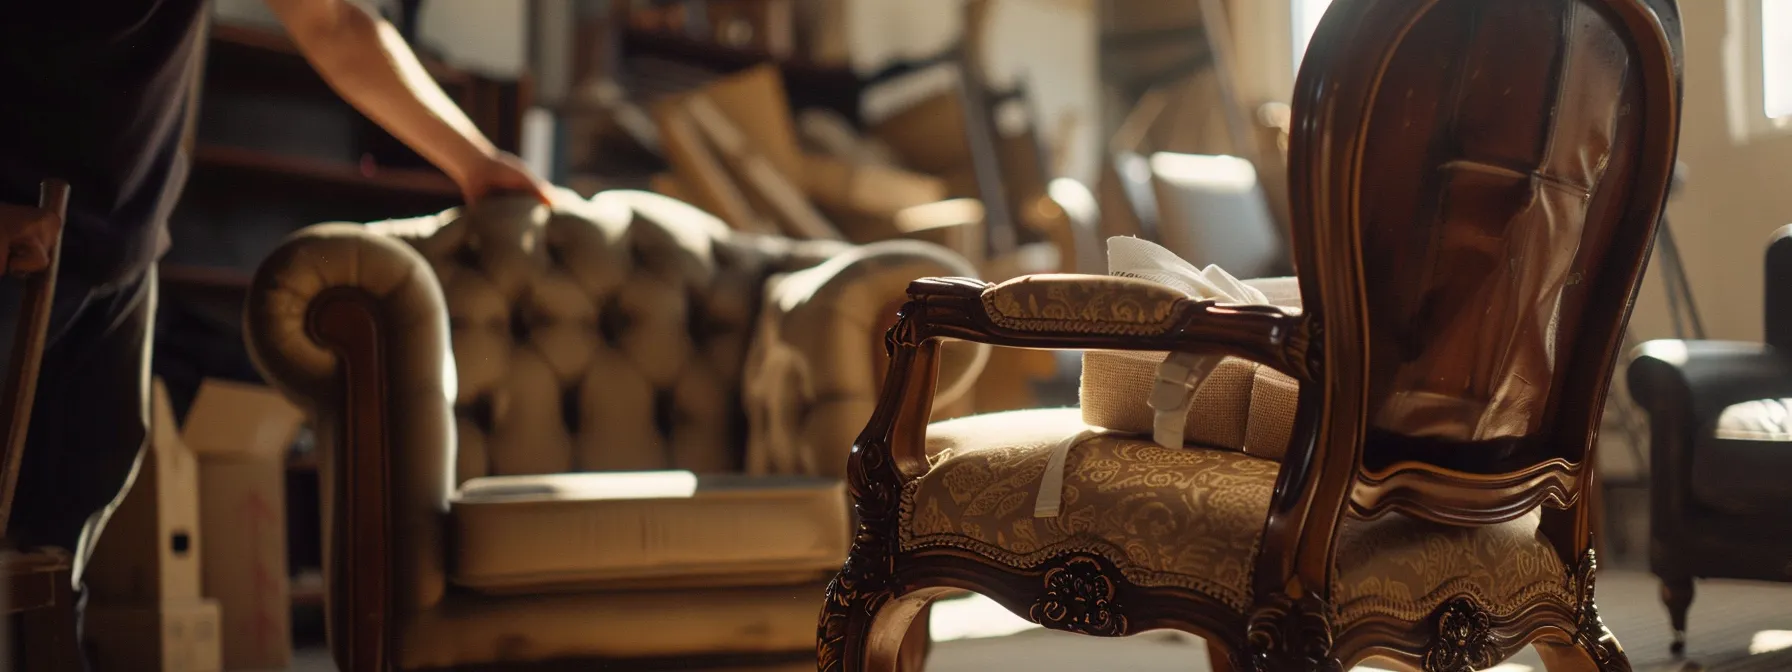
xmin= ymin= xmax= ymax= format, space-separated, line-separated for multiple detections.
xmin=1695 ymin=399 xmax=1792 ymax=516
xmin=449 ymin=471 xmax=849 ymax=593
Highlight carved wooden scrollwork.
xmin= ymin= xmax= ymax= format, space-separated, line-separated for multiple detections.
xmin=1301 ymin=313 xmax=1324 ymax=380
xmin=1028 ymin=556 xmax=1128 ymax=637
xmin=1243 ymin=593 xmax=1342 ymax=672
xmin=818 ymin=427 xmax=906 ymax=671
xmin=1423 ymin=598 xmax=1499 ymax=672
xmin=1572 ymin=549 xmax=1628 ymax=670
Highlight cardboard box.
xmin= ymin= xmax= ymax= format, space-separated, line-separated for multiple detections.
xmin=85 ymin=598 xmax=223 ymax=672
xmin=87 ymin=380 xmax=202 ymax=604
xmin=186 ymin=379 xmax=305 ymax=671
xmin=802 ymin=154 xmax=949 ymax=222
xmin=687 ymin=94 xmax=843 ymax=240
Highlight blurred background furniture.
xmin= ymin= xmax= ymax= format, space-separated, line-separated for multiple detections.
xmin=819 ymin=0 xmax=1683 ymax=670
xmin=243 ymin=189 xmax=983 ymax=670
xmin=1628 ymin=223 xmax=1792 ymax=657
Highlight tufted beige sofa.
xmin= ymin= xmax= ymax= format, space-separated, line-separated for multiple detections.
xmin=244 ymin=189 xmax=983 ymax=670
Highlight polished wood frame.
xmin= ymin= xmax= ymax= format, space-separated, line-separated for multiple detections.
xmin=307 ymin=287 xmax=394 ymax=672
xmin=819 ymin=0 xmax=1685 ymax=670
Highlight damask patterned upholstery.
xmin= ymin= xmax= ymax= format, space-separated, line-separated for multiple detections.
xmin=901 ymin=409 xmax=1570 ymax=621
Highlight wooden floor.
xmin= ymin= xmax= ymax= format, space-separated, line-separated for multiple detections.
xmin=284 ymin=565 xmax=1792 ymax=671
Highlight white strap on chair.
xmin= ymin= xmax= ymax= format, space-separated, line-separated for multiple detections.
xmin=1148 ymin=351 xmax=1221 ymax=449
xmin=1034 ymin=430 xmax=1104 ymax=518
xmin=1028 ymin=237 xmax=1272 ymax=517
xmin=1106 ymin=237 xmax=1267 ymax=451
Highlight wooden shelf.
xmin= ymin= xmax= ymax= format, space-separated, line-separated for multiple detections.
xmin=621 ymin=28 xmax=847 ymax=79
xmin=159 ymin=263 xmax=254 ymax=290
xmin=193 ymin=145 xmax=461 ymax=198
xmin=209 ymin=23 xmax=472 ymax=87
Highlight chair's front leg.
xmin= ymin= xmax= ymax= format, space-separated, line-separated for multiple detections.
xmin=820 ymin=328 xmax=940 ymax=672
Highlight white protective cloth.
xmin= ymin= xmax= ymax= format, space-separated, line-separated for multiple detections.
xmin=1034 ymin=237 xmax=1269 ymax=518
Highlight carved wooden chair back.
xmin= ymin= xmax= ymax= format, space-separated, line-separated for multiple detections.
xmin=1288 ymin=0 xmax=1683 ymax=526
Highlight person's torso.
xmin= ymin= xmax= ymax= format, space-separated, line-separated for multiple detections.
xmin=0 ymin=0 xmax=207 ymax=286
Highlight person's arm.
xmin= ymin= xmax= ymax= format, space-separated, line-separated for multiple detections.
xmin=262 ymin=0 xmax=550 ymax=204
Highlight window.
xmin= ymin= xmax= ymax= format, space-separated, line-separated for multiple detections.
xmin=1733 ymin=0 xmax=1792 ymax=138
xmin=1764 ymin=0 xmax=1792 ymax=121
xmin=1292 ymin=0 xmax=1335 ymax=74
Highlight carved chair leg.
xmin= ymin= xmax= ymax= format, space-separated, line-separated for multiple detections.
xmin=819 ymin=575 xmax=885 ymax=672
xmin=895 ymin=602 xmax=932 ymax=672
xmin=1531 ymin=550 xmax=1633 ymax=672
xmin=1659 ymin=576 xmax=1693 ymax=657
xmin=1205 ymin=639 xmax=1243 ymax=672
xmin=820 ymin=572 xmax=937 ymax=672
xmin=1534 ymin=634 xmax=1633 ymax=672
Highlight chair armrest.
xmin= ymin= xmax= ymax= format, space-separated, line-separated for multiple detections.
xmin=852 ymin=273 xmax=1310 ymax=482
xmin=1627 ymin=339 xmax=1792 ymax=426
xmin=928 ymin=274 xmax=1310 ymax=378
xmin=745 ymin=240 xmax=987 ymax=479
xmin=244 ymin=224 xmax=456 ymax=670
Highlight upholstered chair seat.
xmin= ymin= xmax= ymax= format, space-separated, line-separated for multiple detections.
xmin=907 ymin=406 xmax=1572 ymax=627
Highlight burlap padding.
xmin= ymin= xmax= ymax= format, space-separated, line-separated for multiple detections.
xmin=1079 ymin=277 xmax=1301 ymax=461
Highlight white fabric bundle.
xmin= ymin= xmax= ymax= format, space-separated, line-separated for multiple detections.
xmin=1107 ymin=237 xmax=1268 ymax=450
xmin=1035 ymin=237 xmax=1270 ymax=518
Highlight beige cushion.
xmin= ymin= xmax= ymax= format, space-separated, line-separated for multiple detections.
xmin=903 ymin=409 xmax=1569 ymax=621
xmin=1690 ymin=399 xmax=1792 ymax=516
xmin=450 ymin=472 xmax=848 ymax=593
xmin=1716 ymin=398 xmax=1792 ymax=441
xmin=1078 ymin=276 xmax=1302 ymax=461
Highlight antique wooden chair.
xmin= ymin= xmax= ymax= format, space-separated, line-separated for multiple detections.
xmin=818 ymin=0 xmax=1684 ymax=670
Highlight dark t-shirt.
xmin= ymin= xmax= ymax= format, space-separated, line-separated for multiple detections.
xmin=0 ymin=0 xmax=207 ymax=288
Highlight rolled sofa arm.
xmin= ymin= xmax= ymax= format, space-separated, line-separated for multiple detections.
xmin=1628 ymin=339 xmax=1792 ymax=426
xmin=244 ymin=224 xmax=456 ymax=670
xmin=743 ymin=239 xmax=988 ymax=480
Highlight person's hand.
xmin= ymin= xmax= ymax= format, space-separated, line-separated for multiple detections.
xmin=455 ymin=151 xmax=553 ymax=206
xmin=0 ymin=203 xmax=61 ymax=277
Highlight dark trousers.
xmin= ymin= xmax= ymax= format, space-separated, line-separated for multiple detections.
xmin=0 ymin=267 xmax=156 ymax=653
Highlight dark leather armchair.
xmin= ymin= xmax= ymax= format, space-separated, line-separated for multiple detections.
xmin=1628 ymin=223 xmax=1792 ymax=656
